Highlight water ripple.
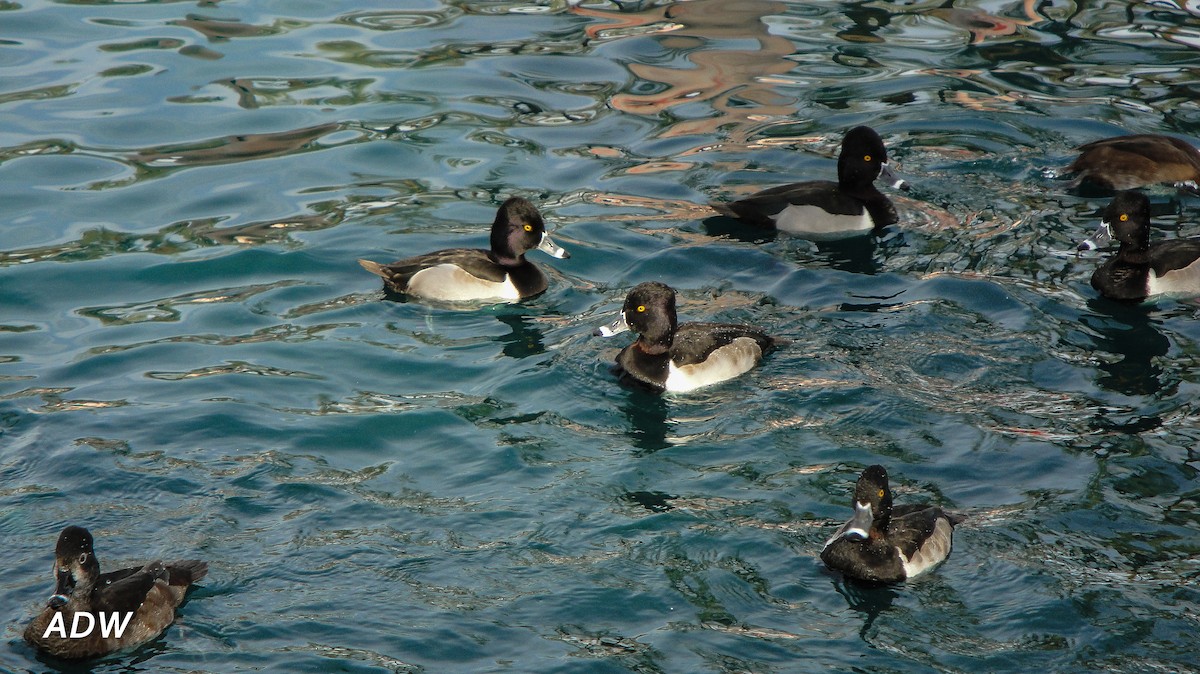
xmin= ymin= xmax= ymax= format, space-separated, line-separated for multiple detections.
xmin=337 ymin=9 xmax=461 ymax=31
xmin=2 ymin=1 xmax=1200 ymax=672
xmin=78 ymin=281 xmax=305 ymax=325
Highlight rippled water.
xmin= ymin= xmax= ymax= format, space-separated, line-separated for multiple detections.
xmin=3 ymin=0 xmax=1200 ymax=672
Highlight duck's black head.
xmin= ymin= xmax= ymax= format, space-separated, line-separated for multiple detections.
xmin=1103 ymin=190 xmax=1152 ymax=251
xmin=853 ymin=464 xmax=893 ymax=524
xmin=623 ymin=282 xmax=678 ymax=348
xmin=489 ymin=197 xmax=569 ymax=264
xmin=838 ymin=126 xmax=903 ymax=190
xmin=52 ymin=525 xmax=99 ymax=598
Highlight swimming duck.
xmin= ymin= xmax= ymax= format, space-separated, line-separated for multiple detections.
xmin=24 ymin=526 xmax=207 ymax=660
xmin=1082 ymin=190 xmax=1200 ymax=302
xmin=1067 ymin=134 xmax=1200 ymax=191
xmin=359 ymin=197 xmax=570 ymax=302
xmin=821 ymin=465 xmax=962 ymax=584
xmin=709 ymin=126 xmax=908 ymax=238
xmin=593 ymin=281 xmax=775 ymax=393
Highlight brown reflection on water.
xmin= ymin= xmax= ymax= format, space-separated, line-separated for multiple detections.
xmin=586 ymin=192 xmax=720 ymax=221
xmin=170 ymin=14 xmax=291 ymax=42
xmin=575 ymin=0 xmax=796 ymax=142
xmin=0 ymin=214 xmax=337 ymax=267
xmin=134 ymin=123 xmax=339 ymax=167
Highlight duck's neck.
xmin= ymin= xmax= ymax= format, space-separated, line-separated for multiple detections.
xmin=488 ymin=251 xmax=525 ymax=268
xmin=871 ymin=500 xmax=893 ymax=535
xmin=636 ymin=337 xmax=670 ymax=356
xmin=636 ymin=317 xmax=676 ymax=355
xmin=1118 ymin=245 xmax=1151 ymax=265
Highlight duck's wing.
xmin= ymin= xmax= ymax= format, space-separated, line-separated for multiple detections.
xmin=1149 ymin=239 xmax=1200 ymax=277
xmin=94 ymin=562 xmax=170 ymax=614
xmin=671 ymin=323 xmax=775 ymax=367
xmin=359 ymin=248 xmax=507 ymax=290
xmin=96 ymin=565 xmax=142 ymax=587
xmin=711 ymin=181 xmax=846 ymax=225
xmin=890 ymin=506 xmax=960 ymax=578
xmin=1070 ymin=136 xmax=1200 ymax=189
xmin=1076 ymin=135 xmax=1197 ymax=164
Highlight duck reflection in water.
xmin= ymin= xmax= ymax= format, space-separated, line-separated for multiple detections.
xmin=702 ymin=208 xmax=882 ymax=275
xmin=838 ymin=0 xmax=1042 ymax=44
xmin=830 ymin=577 xmax=899 ymax=641
xmin=811 ymin=236 xmax=881 ymax=275
xmin=1081 ymin=299 xmax=1171 ymax=398
xmin=493 ymin=312 xmax=546 ymax=359
xmin=621 ymin=387 xmax=673 ymax=455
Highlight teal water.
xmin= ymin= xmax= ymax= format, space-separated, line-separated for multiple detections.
xmin=3 ymin=0 xmax=1200 ymax=671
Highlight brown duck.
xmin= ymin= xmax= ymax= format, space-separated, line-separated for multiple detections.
xmin=24 ymin=526 xmax=207 ymax=660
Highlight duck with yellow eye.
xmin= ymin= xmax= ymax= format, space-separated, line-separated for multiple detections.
xmin=1079 ymin=190 xmax=1200 ymax=302
xmin=709 ymin=126 xmax=908 ymax=239
xmin=359 ymin=196 xmax=570 ymax=303
xmin=820 ymin=465 xmax=964 ymax=585
xmin=592 ymin=281 xmax=776 ymax=393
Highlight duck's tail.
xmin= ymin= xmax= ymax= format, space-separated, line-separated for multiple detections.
xmin=358 ymin=259 xmax=388 ymax=279
xmin=166 ymin=559 xmax=208 ymax=585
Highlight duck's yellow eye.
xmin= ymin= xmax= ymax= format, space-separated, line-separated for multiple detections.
xmin=523 ymin=223 xmax=533 ymax=232
xmin=877 ymin=489 xmax=884 ymax=498
xmin=636 ymin=305 xmax=646 ymax=313
xmin=863 ymin=154 xmax=872 ymax=162
xmin=1120 ymin=214 xmax=1128 ymax=222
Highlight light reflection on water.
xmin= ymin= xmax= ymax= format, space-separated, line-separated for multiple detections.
xmin=2 ymin=0 xmax=1200 ymax=672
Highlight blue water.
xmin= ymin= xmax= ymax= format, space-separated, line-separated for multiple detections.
xmin=3 ymin=0 xmax=1200 ymax=671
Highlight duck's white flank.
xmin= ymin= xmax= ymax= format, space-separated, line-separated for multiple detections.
xmin=664 ymin=337 xmax=762 ymax=392
xmin=898 ymin=517 xmax=954 ymax=579
xmin=773 ymin=204 xmax=873 ymax=237
xmin=1147 ymin=258 xmax=1200 ymax=298
xmin=406 ymin=264 xmax=520 ymax=302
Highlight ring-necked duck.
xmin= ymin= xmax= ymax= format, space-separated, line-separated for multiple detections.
xmin=359 ymin=197 xmax=570 ymax=302
xmin=1081 ymin=190 xmax=1200 ymax=302
xmin=592 ymin=281 xmax=775 ymax=393
xmin=24 ymin=526 xmax=208 ymax=660
xmin=1067 ymin=134 xmax=1200 ymax=191
xmin=821 ymin=465 xmax=963 ymax=584
xmin=709 ymin=126 xmax=908 ymax=238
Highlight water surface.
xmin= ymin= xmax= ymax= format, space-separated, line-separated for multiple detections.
xmin=2 ymin=1 xmax=1199 ymax=672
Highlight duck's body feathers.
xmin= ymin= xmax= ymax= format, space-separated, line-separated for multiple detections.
xmin=359 ymin=196 xmax=567 ymax=303
xmin=1088 ymin=191 xmax=1200 ymax=302
xmin=820 ymin=466 xmax=962 ymax=584
xmin=359 ymin=249 xmax=540 ymax=302
xmin=617 ymin=323 xmax=774 ymax=392
xmin=821 ymin=504 xmax=960 ymax=584
xmin=24 ymin=527 xmax=207 ymax=660
xmin=1069 ymin=134 xmax=1200 ymax=190
xmin=711 ymin=180 xmax=896 ymax=237
xmin=667 ymin=322 xmax=774 ymax=367
xmin=598 ymin=283 xmax=776 ymax=393
xmin=709 ymin=126 xmax=905 ymax=238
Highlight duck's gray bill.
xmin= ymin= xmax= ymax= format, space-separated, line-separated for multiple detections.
xmin=880 ymin=162 xmax=909 ymax=191
xmin=1077 ymin=220 xmax=1113 ymax=252
xmin=841 ymin=500 xmax=874 ymax=541
xmin=538 ymin=232 xmax=570 ymax=259
xmin=593 ymin=312 xmax=629 ymax=337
